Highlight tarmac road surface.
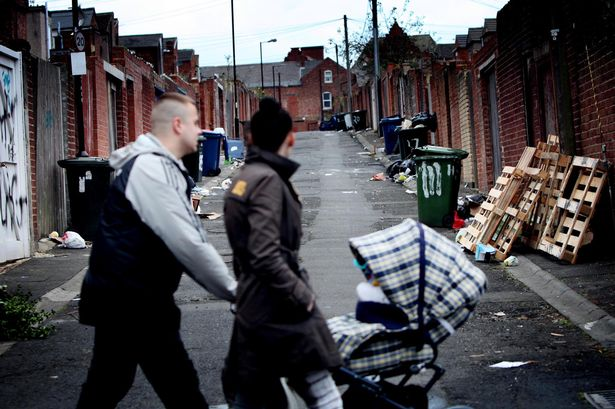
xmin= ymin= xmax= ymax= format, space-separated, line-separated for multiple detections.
xmin=0 ymin=130 xmax=614 ymax=408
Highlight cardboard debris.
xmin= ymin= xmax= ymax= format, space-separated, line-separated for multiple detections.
xmin=197 ymin=212 xmax=222 ymax=220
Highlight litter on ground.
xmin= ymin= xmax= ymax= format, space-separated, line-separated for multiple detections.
xmin=489 ymin=361 xmax=533 ymax=368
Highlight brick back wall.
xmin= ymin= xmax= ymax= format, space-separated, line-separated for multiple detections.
xmin=496 ymin=1 xmax=534 ymax=167
xmin=284 ymin=60 xmax=347 ymax=123
xmin=569 ymin=36 xmax=615 ymax=162
xmin=448 ymin=65 xmax=463 ymax=152
xmin=116 ymin=78 xmax=128 ymax=149
xmin=295 ymin=71 xmax=325 ymax=121
xmin=112 ymin=46 xmax=158 ymax=139
xmin=62 ymin=66 xmax=77 ymax=158
xmin=430 ymin=63 xmax=448 ymax=147
xmin=497 ymin=0 xmax=615 ymax=168
xmin=474 ymin=72 xmax=495 ymax=191
xmin=142 ymin=79 xmax=153 ymax=132
xmin=200 ymin=80 xmax=255 ymax=137
xmin=470 ymin=36 xmax=498 ymax=191
xmin=89 ymin=58 xmax=110 ymax=157
xmin=198 ymin=80 xmax=212 ymax=130
xmin=126 ymin=81 xmax=136 ymax=141
xmin=24 ymin=53 xmax=38 ymax=239
xmin=457 ymin=71 xmax=476 ymax=185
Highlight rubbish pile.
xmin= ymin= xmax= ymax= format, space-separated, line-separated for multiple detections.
xmin=458 ymin=135 xmax=608 ymax=264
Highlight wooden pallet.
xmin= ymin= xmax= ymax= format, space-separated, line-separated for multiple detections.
xmin=459 ymin=147 xmax=536 ymax=252
xmin=523 ymin=136 xmax=573 ymax=248
xmin=459 ymin=166 xmax=521 ymax=252
xmin=526 ymin=152 xmax=572 ymax=248
xmin=538 ymin=156 xmax=608 ymax=264
xmin=486 ymin=168 xmax=549 ymax=260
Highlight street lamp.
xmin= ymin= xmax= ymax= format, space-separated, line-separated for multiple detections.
xmin=231 ymin=0 xmax=239 ymax=139
xmin=260 ymin=38 xmax=276 ymax=90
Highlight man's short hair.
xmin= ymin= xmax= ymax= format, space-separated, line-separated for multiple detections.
xmin=151 ymin=93 xmax=196 ymax=133
xmin=157 ymin=92 xmax=195 ymax=107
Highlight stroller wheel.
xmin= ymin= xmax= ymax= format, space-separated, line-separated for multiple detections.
xmin=342 ymin=383 xmax=428 ymax=409
xmin=396 ymin=384 xmax=428 ymax=409
xmin=342 ymin=385 xmax=383 ymax=409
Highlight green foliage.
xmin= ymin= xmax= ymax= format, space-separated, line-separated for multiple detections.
xmin=0 ymin=285 xmax=55 ymax=341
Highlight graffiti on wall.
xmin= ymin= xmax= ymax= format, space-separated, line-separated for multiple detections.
xmin=1 ymin=71 xmax=16 ymax=161
xmin=0 ymin=67 xmax=27 ymax=241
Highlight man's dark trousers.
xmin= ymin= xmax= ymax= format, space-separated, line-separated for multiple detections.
xmin=76 ymin=322 xmax=208 ymax=409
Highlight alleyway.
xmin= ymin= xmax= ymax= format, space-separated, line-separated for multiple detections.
xmin=0 ymin=131 xmax=614 ymax=408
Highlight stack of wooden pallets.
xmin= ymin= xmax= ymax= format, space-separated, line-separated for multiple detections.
xmin=460 ymin=135 xmax=607 ymax=264
xmin=525 ymin=136 xmax=573 ymax=249
xmin=538 ymin=156 xmax=608 ymax=264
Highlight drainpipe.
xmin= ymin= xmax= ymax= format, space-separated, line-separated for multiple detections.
xmin=550 ymin=19 xmax=575 ymax=155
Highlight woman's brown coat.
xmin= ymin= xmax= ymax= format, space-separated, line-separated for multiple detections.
xmin=224 ymin=147 xmax=341 ymax=382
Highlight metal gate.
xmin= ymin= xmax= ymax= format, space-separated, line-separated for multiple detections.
xmin=0 ymin=45 xmax=31 ymax=263
xmin=36 ymin=59 xmax=67 ymax=238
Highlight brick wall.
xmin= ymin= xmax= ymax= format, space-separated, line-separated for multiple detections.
xmin=566 ymin=19 xmax=615 ymax=161
xmin=497 ymin=0 xmax=615 ymax=168
xmin=178 ymin=54 xmax=198 ymax=82
xmin=62 ymin=65 xmax=78 ymax=158
xmin=163 ymin=39 xmax=178 ymax=76
xmin=0 ymin=0 xmax=28 ymax=46
xmin=457 ymin=70 xmax=476 ymax=185
xmin=430 ymin=63 xmax=452 ymax=147
xmin=470 ymin=34 xmax=498 ymax=191
xmin=495 ymin=1 xmax=533 ymax=167
xmin=112 ymin=46 xmax=154 ymax=140
xmin=289 ymin=58 xmax=347 ymax=125
xmin=83 ymin=57 xmax=110 ymax=157
xmin=24 ymin=52 xmax=38 ymax=239
xmin=199 ymin=79 xmax=214 ymax=130
xmin=448 ymin=65 xmax=463 ymax=152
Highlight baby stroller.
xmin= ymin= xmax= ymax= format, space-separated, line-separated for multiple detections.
xmin=327 ymin=219 xmax=487 ymax=409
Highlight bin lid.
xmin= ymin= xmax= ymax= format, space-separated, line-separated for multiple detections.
xmin=379 ymin=116 xmax=402 ymax=124
xmin=58 ymin=157 xmax=110 ymax=168
xmin=396 ymin=127 xmax=428 ymax=136
xmin=202 ymin=131 xmax=225 ymax=139
xmin=413 ymin=155 xmax=462 ymax=162
xmin=414 ymin=145 xmax=469 ymax=159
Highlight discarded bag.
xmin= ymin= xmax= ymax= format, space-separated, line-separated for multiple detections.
xmin=385 ymin=158 xmax=416 ymax=179
xmin=503 ymin=256 xmax=519 ymax=267
xmin=60 ymin=231 xmax=86 ymax=249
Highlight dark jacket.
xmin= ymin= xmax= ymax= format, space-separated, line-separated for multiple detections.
xmin=80 ymin=134 xmax=236 ymax=329
xmin=224 ymin=147 xmax=341 ymax=380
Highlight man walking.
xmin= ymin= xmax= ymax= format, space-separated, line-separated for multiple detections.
xmin=77 ymin=93 xmax=237 ymax=408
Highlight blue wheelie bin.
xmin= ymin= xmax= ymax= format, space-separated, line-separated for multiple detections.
xmin=202 ymin=131 xmax=225 ymax=176
xmin=379 ymin=116 xmax=402 ymax=154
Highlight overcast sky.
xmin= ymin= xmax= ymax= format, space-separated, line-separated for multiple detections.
xmin=38 ymin=0 xmax=510 ymax=67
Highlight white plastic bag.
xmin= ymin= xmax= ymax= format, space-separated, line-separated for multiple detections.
xmin=503 ymin=255 xmax=519 ymax=267
xmin=61 ymin=231 xmax=86 ymax=249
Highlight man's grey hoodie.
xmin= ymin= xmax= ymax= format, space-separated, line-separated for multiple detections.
xmin=80 ymin=133 xmax=236 ymax=326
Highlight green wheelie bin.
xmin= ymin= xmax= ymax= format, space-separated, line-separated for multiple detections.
xmin=413 ymin=146 xmax=469 ymax=227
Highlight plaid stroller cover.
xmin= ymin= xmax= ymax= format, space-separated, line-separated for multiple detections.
xmin=327 ymin=219 xmax=487 ymax=374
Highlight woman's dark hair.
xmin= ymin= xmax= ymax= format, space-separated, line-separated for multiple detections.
xmin=250 ymin=97 xmax=292 ymax=152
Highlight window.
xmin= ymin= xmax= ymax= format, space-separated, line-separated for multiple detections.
xmin=322 ymin=92 xmax=332 ymax=110
xmin=300 ymin=67 xmax=305 ymax=78
xmin=324 ymin=70 xmax=333 ymax=83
